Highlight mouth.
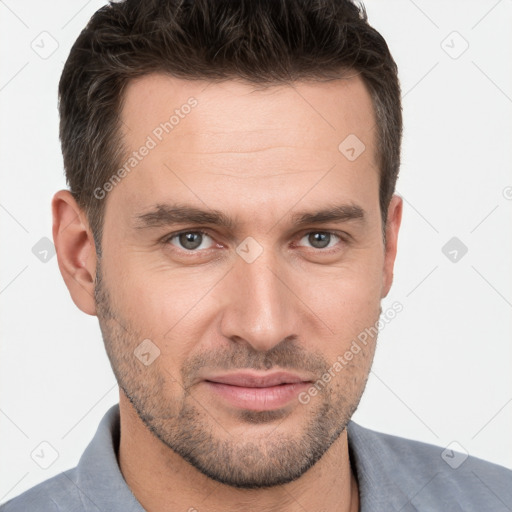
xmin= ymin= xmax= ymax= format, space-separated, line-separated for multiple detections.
xmin=203 ymin=371 xmax=313 ymax=411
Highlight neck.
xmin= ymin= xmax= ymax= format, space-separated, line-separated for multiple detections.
xmin=118 ymin=393 xmax=359 ymax=512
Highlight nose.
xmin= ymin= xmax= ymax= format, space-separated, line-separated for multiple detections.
xmin=219 ymin=246 xmax=300 ymax=353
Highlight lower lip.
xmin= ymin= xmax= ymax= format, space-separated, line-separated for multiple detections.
xmin=204 ymin=381 xmax=311 ymax=411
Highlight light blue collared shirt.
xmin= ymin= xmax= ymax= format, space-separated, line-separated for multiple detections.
xmin=1 ymin=403 xmax=511 ymax=511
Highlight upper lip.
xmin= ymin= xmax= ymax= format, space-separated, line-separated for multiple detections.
xmin=205 ymin=371 xmax=312 ymax=388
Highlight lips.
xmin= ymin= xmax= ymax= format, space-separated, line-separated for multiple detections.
xmin=204 ymin=371 xmax=311 ymax=388
xmin=202 ymin=371 xmax=313 ymax=411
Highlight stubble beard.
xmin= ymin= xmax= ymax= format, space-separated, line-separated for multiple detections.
xmin=94 ymin=260 xmax=376 ymax=489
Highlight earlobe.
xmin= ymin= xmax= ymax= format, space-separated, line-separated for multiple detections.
xmin=381 ymin=194 xmax=403 ymax=298
xmin=52 ymin=190 xmax=98 ymax=316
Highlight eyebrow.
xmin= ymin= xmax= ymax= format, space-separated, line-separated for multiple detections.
xmin=134 ymin=204 xmax=235 ymax=230
xmin=133 ymin=202 xmax=366 ymax=230
xmin=291 ymin=204 xmax=365 ymax=226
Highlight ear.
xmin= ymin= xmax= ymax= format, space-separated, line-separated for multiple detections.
xmin=52 ymin=190 xmax=98 ymax=316
xmin=381 ymin=194 xmax=403 ymax=298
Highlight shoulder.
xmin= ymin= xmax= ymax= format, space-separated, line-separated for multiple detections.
xmin=0 ymin=404 xmax=143 ymax=512
xmin=0 ymin=468 xmax=85 ymax=511
xmin=347 ymin=421 xmax=512 ymax=511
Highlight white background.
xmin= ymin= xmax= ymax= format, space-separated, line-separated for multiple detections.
xmin=1 ymin=0 xmax=511 ymax=504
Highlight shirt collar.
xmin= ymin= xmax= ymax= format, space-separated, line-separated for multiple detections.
xmin=347 ymin=420 xmax=418 ymax=511
xmin=75 ymin=403 xmax=145 ymax=512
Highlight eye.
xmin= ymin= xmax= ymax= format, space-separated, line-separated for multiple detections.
xmin=166 ymin=230 xmax=216 ymax=251
xmin=296 ymin=231 xmax=343 ymax=250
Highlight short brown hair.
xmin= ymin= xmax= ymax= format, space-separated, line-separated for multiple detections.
xmin=59 ymin=0 xmax=402 ymax=253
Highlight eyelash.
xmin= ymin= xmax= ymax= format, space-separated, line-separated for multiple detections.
xmin=161 ymin=229 xmax=349 ymax=255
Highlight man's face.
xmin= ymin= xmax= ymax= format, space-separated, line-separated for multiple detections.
xmin=94 ymin=73 xmax=399 ymax=488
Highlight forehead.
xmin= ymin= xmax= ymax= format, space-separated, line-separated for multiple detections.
xmin=120 ymin=72 xmax=376 ymax=155
xmin=109 ymin=72 xmax=379 ymax=228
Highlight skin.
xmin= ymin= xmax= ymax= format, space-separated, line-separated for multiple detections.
xmin=52 ymin=73 xmax=402 ymax=512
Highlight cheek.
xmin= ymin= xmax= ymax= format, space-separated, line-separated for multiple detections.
xmin=292 ymin=256 xmax=383 ymax=360
xmin=304 ymin=251 xmax=383 ymax=314
xmin=110 ymin=261 xmax=220 ymax=351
